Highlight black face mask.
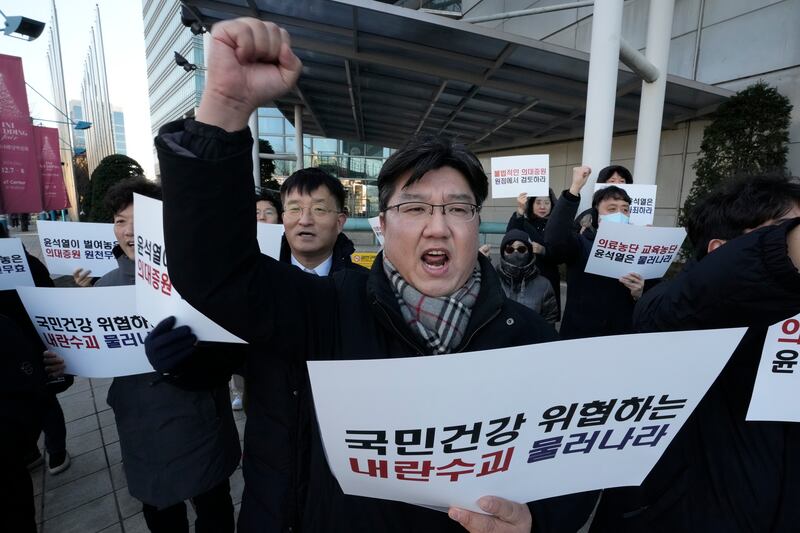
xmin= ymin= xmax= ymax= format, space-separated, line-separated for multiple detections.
xmin=505 ymin=251 xmax=531 ymax=267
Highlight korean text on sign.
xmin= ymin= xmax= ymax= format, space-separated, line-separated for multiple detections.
xmin=37 ymin=220 xmax=118 ymax=276
xmin=308 ymin=328 xmax=745 ymax=511
xmin=594 ymin=184 xmax=658 ymax=226
xmin=0 ymin=237 xmax=34 ymax=290
xmin=490 ymin=154 xmax=550 ymax=198
xmin=16 ymin=286 xmax=155 ymax=378
xmin=133 ymin=193 xmax=244 ymax=343
xmin=748 ymin=313 xmax=800 ymax=422
xmin=585 ymin=223 xmax=686 ymax=280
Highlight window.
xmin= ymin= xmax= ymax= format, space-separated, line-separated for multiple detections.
xmin=312 ymin=138 xmax=338 ymax=154
xmin=263 ymin=136 xmax=284 ymax=152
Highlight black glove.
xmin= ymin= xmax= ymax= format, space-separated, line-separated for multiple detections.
xmin=145 ymin=316 xmax=197 ymax=373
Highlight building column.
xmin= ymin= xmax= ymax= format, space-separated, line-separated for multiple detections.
xmin=295 ymin=104 xmax=304 ymax=170
xmin=249 ymin=111 xmax=260 ymax=189
xmin=579 ymin=0 xmax=624 ymax=212
xmin=632 ymin=0 xmax=676 ymax=185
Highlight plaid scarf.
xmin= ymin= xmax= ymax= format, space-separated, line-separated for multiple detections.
xmin=383 ymin=257 xmax=481 ymax=355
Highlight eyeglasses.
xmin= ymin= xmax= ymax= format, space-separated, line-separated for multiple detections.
xmin=283 ymin=205 xmax=340 ymax=220
xmin=504 ymin=245 xmax=528 ymax=254
xmin=256 ymin=208 xmax=276 ymax=217
xmin=383 ymin=202 xmax=480 ymax=222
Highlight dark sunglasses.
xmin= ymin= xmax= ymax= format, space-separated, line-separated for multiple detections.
xmin=504 ymin=245 xmax=528 ymax=254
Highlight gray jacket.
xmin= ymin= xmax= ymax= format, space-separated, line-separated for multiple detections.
xmin=98 ymin=246 xmax=240 ymax=508
xmin=495 ymin=258 xmax=560 ymax=325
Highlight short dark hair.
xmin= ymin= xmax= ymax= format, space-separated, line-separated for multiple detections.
xmin=592 ymin=185 xmax=632 ymax=209
xmin=377 ymin=135 xmax=488 ymax=211
xmin=104 ymin=177 xmax=162 ymax=216
xmin=688 ymin=174 xmax=800 ymax=260
xmin=597 ymin=165 xmax=633 ymax=184
xmin=280 ymin=168 xmax=346 ymax=212
xmin=256 ymin=189 xmax=283 ymax=221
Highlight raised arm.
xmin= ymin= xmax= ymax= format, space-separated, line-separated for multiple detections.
xmin=634 ymin=219 xmax=800 ymax=332
xmin=544 ymin=166 xmax=591 ymax=263
xmin=156 ymin=19 xmax=335 ymax=350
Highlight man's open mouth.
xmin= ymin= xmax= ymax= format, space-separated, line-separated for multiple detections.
xmin=422 ymin=249 xmax=449 ymax=270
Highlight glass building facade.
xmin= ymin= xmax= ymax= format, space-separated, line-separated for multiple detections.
xmin=257 ymin=107 xmax=391 ymax=217
xmin=69 ymin=100 xmax=86 ymax=152
xmin=112 ymin=108 xmax=127 ymax=155
xmin=141 ymin=1 xmax=391 ymax=210
xmin=142 ymin=0 xmax=204 ymax=148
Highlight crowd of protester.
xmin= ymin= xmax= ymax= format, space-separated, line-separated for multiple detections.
xmin=3 ymin=16 xmax=800 ymax=533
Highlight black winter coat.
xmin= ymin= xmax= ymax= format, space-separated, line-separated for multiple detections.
xmin=0 ymin=312 xmax=49 ymax=463
xmin=544 ymin=191 xmax=637 ymax=339
xmin=237 ymin=231 xmax=367 ymax=533
xmin=593 ymin=220 xmax=800 ymax=533
xmin=157 ymin=118 xmax=597 ymax=533
xmin=506 ymin=212 xmax=561 ymax=316
xmin=98 ymin=248 xmax=241 ymax=508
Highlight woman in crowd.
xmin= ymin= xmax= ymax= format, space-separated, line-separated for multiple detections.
xmin=506 ymin=188 xmax=561 ymax=317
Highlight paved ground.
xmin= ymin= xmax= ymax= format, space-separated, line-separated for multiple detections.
xmin=31 ymin=378 xmax=246 ymax=533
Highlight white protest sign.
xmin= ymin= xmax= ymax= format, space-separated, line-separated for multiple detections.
xmin=37 ymin=220 xmax=118 ymax=276
xmin=584 ymin=222 xmax=686 ymax=280
xmin=747 ymin=313 xmax=800 ymax=421
xmin=369 ymin=216 xmax=384 ymax=246
xmin=133 ymin=194 xmax=244 ymax=343
xmin=308 ymin=328 xmax=745 ymax=511
xmin=594 ymin=184 xmax=658 ymax=226
xmin=16 ymin=285 xmax=155 ymax=378
xmin=0 ymin=237 xmax=35 ymax=289
xmin=256 ymin=222 xmax=284 ymax=259
xmin=490 ymin=155 xmax=549 ymax=198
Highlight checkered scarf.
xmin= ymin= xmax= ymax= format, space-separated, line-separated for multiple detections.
xmin=383 ymin=257 xmax=481 ymax=355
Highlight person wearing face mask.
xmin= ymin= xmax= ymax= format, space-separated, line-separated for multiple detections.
xmin=545 ymin=166 xmax=645 ymax=340
xmin=495 ymin=229 xmax=558 ymax=324
xmin=573 ymin=164 xmax=634 ymax=234
xmin=506 ymin=189 xmax=561 ymax=317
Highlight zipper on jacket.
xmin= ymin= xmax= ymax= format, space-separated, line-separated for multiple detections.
xmin=456 ymin=308 xmax=502 ymax=353
xmin=372 ymin=299 xmax=425 ymax=355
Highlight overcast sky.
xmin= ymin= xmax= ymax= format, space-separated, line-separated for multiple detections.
xmin=1 ymin=0 xmax=155 ymax=177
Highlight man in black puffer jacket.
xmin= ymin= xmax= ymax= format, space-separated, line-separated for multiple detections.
xmin=545 ymin=167 xmax=646 ymax=340
xmin=149 ymin=17 xmax=597 ymax=533
xmin=591 ymin=174 xmax=800 ymax=533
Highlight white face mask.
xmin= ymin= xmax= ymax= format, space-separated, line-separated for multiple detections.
xmin=599 ymin=212 xmax=630 ymax=225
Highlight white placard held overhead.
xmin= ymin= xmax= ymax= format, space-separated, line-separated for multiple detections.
xmin=594 ymin=184 xmax=658 ymax=226
xmin=37 ymin=220 xmax=118 ymax=276
xmin=256 ymin=223 xmax=284 ymax=259
xmin=307 ymin=328 xmax=745 ymax=511
xmin=16 ymin=286 xmax=155 ymax=378
xmin=368 ymin=216 xmax=384 ymax=246
xmin=133 ymin=194 xmax=245 ymax=343
xmin=490 ymin=154 xmax=550 ymax=198
xmin=747 ymin=313 xmax=800 ymax=422
xmin=584 ymin=223 xmax=686 ymax=280
xmin=0 ymin=237 xmax=35 ymax=290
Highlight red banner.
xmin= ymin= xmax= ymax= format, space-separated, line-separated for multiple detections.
xmin=34 ymin=126 xmax=69 ymax=210
xmin=0 ymin=54 xmax=43 ymax=213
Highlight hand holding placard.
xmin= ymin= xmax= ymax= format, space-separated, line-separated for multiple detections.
xmin=516 ymin=193 xmax=527 ymax=216
xmin=449 ymin=496 xmax=532 ymax=533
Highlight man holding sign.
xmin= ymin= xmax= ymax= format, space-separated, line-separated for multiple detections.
xmin=545 ymin=167 xmax=645 ymax=340
xmin=89 ymin=178 xmax=241 ymax=533
xmin=593 ymin=175 xmax=800 ymax=532
xmin=153 ymin=17 xmax=595 ymax=533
